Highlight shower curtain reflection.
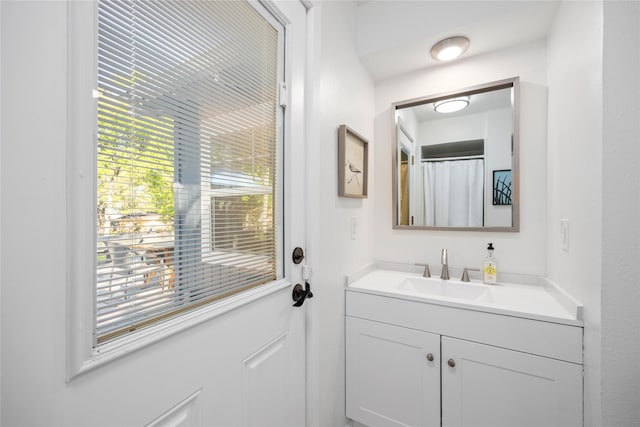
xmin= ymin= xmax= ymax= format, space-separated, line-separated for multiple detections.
xmin=420 ymin=159 xmax=484 ymax=227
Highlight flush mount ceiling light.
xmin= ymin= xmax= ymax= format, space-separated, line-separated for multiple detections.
xmin=430 ymin=36 xmax=470 ymax=61
xmin=434 ymin=96 xmax=470 ymax=113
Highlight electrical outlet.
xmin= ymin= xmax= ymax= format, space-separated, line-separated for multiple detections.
xmin=560 ymin=219 xmax=570 ymax=252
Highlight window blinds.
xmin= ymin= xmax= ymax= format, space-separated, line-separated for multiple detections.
xmin=96 ymin=0 xmax=281 ymax=344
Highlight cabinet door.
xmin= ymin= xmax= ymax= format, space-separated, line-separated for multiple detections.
xmin=346 ymin=317 xmax=440 ymax=427
xmin=442 ymin=337 xmax=582 ymax=427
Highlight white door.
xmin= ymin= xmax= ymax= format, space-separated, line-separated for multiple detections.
xmin=1 ymin=1 xmax=309 ymax=426
xmin=441 ymin=337 xmax=582 ymax=427
xmin=346 ymin=317 xmax=441 ymax=427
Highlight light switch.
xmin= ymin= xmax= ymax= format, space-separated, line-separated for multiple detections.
xmin=560 ymin=219 xmax=570 ymax=252
xmin=351 ymin=216 xmax=357 ymax=240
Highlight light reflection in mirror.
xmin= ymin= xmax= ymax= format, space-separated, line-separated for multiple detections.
xmin=392 ymin=78 xmax=519 ymax=231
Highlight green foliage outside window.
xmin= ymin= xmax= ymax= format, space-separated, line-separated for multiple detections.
xmin=97 ymin=85 xmax=175 ymax=236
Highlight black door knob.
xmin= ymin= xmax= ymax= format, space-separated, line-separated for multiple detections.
xmin=292 ymin=282 xmax=313 ymax=307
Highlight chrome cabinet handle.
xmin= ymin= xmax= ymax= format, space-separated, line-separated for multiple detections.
xmin=426 ymin=353 xmax=434 ymax=362
xmin=447 ymin=359 xmax=456 ymax=368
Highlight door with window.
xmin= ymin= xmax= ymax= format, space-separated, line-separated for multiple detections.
xmin=66 ymin=1 xmax=309 ymax=426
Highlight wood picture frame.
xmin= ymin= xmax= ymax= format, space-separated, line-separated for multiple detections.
xmin=338 ymin=124 xmax=369 ymax=198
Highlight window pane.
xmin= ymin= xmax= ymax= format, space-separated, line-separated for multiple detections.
xmin=96 ymin=0 xmax=281 ymax=344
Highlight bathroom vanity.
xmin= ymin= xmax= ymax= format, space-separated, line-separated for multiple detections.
xmin=345 ymin=267 xmax=583 ymax=427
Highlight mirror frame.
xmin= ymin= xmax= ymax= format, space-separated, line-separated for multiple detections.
xmin=391 ymin=77 xmax=520 ymax=232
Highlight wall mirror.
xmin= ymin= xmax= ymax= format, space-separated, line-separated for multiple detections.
xmin=392 ymin=77 xmax=519 ymax=232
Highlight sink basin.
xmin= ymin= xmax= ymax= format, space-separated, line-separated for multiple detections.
xmin=397 ymin=277 xmax=490 ymax=300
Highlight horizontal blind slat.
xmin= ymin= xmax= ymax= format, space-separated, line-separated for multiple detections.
xmin=96 ymin=0 xmax=280 ymax=343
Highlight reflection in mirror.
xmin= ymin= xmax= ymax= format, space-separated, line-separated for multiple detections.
xmin=398 ymin=133 xmax=412 ymax=226
xmin=393 ymin=78 xmax=519 ymax=231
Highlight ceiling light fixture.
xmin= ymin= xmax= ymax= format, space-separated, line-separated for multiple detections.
xmin=430 ymin=36 xmax=470 ymax=61
xmin=434 ymin=96 xmax=470 ymax=113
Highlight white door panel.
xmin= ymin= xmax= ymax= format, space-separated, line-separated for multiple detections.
xmin=242 ymin=333 xmax=289 ymax=427
xmin=147 ymin=390 xmax=203 ymax=427
xmin=442 ymin=337 xmax=582 ymax=427
xmin=346 ymin=317 xmax=441 ymax=427
xmin=0 ymin=0 xmax=309 ymax=426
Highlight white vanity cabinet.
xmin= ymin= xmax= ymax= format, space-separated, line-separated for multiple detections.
xmin=346 ymin=317 xmax=441 ymax=427
xmin=441 ymin=337 xmax=582 ymax=427
xmin=346 ymin=289 xmax=583 ymax=427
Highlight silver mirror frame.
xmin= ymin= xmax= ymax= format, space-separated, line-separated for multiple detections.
xmin=391 ymin=77 xmax=520 ymax=232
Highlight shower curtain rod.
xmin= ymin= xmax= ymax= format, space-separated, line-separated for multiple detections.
xmin=422 ymin=155 xmax=484 ymax=163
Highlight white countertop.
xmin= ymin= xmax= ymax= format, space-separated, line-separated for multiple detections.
xmin=346 ymin=266 xmax=583 ymax=327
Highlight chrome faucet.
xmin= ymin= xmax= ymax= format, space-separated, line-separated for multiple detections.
xmin=440 ymin=248 xmax=450 ymax=280
xmin=415 ymin=262 xmax=431 ymax=277
xmin=461 ymin=267 xmax=481 ymax=282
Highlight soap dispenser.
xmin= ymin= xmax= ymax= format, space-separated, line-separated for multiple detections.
xmin=483 ymin=243 xmax=497 ymax=284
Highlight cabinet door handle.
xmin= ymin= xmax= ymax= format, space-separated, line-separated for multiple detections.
xmin=447 ymin=359 xmax=456 ymax=368
xmin=426 ymin=353 xmax=434 ymax=362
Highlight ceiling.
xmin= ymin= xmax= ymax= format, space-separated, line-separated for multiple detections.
xmin=355 ymin=1 xmax=560 ymax=81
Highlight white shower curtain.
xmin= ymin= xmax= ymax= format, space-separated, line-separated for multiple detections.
xmin=421 ymin=159 xmax=484 ymax=227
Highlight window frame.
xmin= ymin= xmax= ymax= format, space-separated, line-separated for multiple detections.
xmin=66 ymin=0 xmax=290 ymax=381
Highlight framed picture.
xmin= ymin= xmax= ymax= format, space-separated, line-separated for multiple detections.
xmin=493 ymin=169 xmax=512 ymax=205
xmin=338 ymin=124 xmax=369 ymax=198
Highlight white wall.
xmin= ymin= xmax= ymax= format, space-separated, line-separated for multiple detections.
xmin=484 ymin=108 xmax=513 ymax=227
xmin=601 ymin=1 xmax=640 ymax=425
xmin=546 ymin=2 xmax=603 ymax=425
xmin=374 ymin=41 xmax=548 ymax=276
xmin=396 ymin=108 xmax=418 ymax=140
xmin=418 ymin=113 xmax=485 ymax=144
xmin=306 ymin=2 xmax=375 ymax=426
xmin=0 ymin=2 xmax=3 ymax=421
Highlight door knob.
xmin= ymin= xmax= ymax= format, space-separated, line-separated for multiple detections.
xmin=447 ymin=359 xmax=456 ymax=368
xmin=292 ymin=282 xmax=313 ymax=307
xmin=426 ymin=353 xmax=434 ymax=362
